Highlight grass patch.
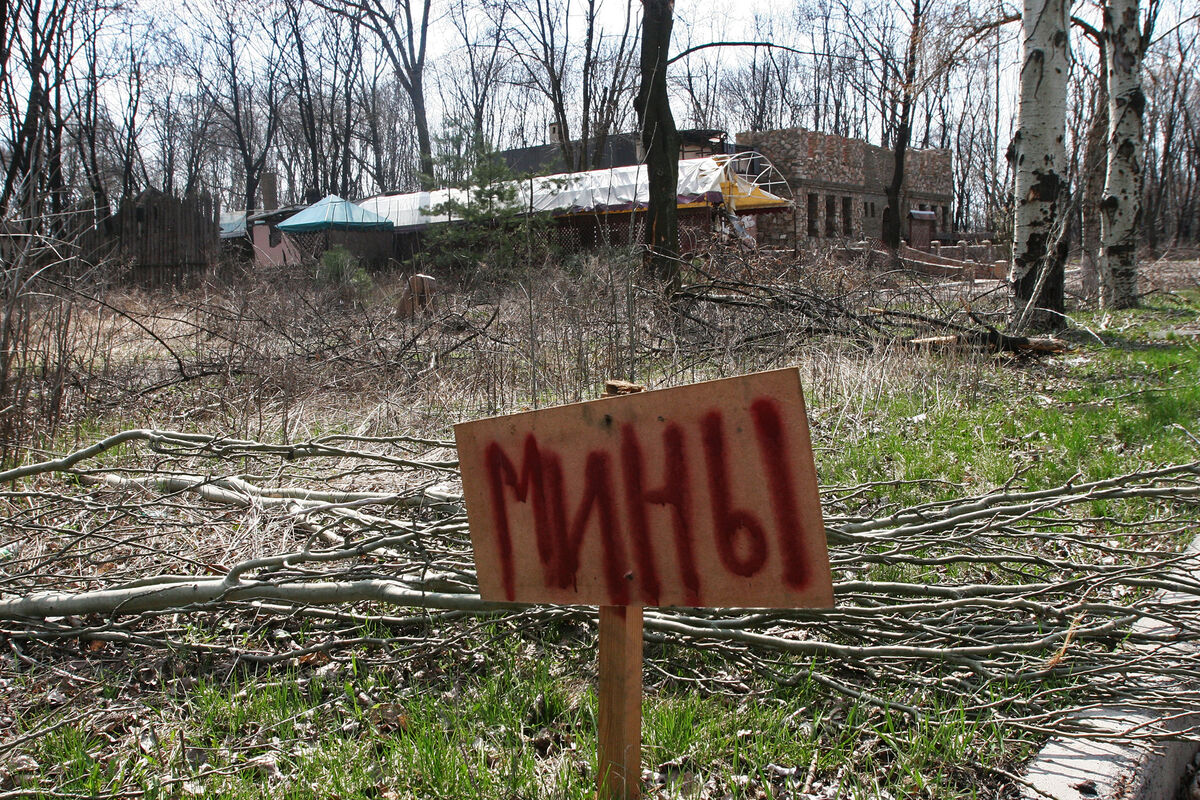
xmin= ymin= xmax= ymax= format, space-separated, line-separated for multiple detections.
xmin=9 ymin=643 xmax=1026 ymax=800
xmin=815 ymin=292 xmax=1200 ymax=509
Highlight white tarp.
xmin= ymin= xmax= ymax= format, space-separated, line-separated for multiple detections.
xmin=357 ymin=156 xmax=789 ymax=232
xmin=219 ymin=211 xmax=247 ymax=239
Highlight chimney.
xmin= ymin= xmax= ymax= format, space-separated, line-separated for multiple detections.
xmin=261 ymin=171 xmax=278 ymax=211
xmin=548 ymin=122 xmax=563 ymax=146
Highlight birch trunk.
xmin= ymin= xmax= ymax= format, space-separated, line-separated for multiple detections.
xmin=1099 ymin=0 xmax=1144 ymax=309
xmin=1080 ymin=39 xmax=1108 ymax=301
xmin=1009 ymin=0 xmax=1070 ymax=330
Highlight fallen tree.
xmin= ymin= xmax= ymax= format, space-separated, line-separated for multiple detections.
xmin=673 ymin=266 xmax=1069 ymax=356
xmin=3 ymin=429 xmax=1199 ymax=741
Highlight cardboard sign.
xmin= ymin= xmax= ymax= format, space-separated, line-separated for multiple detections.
xmin=454 ymin=368 xmax=833 ymax=609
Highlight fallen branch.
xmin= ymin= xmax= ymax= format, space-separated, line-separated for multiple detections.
xmin=2 ymin=430 xmax=1199 ymax=740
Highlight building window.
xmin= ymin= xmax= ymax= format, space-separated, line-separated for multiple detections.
xmin=807 ymin=194 xmax=819 ymax=237
xmin=825 ymin=195 xmax=836 ymax=237
xmin=842 ymin=197 xmax=853 ymax=236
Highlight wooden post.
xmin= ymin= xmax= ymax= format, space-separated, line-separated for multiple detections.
xmin=600 ymin=381 xmax=648 ymax=800
xmin=598 ymin=379 xmax=645 ymax=800
xmin=597 ymin=605 xmax=642 ymax=800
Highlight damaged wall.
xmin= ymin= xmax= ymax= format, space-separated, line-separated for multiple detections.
xmin=736 ymin=128 xmax=954 ymax=248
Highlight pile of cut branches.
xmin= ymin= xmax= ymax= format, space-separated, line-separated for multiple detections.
xmin=3 ymin=429 xmax=1198 ymax=742
xmin=676 ymin=252 xmax=1069 ymax=355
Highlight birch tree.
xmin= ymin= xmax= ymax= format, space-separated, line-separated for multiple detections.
xmin=1010 ymin=0 xmax=1070 ymax=330
xmin=1098 ymin=0 xmax=1146 ymax=308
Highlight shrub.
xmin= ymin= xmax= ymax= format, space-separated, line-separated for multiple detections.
xmin=419 ymin=145 xmax=556 ymax=289
xmin=317 ymin=245 xmax=373 ymax=299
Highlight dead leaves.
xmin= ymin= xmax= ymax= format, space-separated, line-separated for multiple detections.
xmin=647 ymin=759 xmax=829 ymax=800
xmin=369 ymin=702 xmax=409 ymax=733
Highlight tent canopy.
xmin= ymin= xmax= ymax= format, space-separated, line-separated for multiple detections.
xmin=358 ymin=154 xmax=793 ymax=232
xmin=277 ymin=195 xmax=395 ymax=232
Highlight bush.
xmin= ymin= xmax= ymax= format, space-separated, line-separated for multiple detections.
xmin=317 ymin=245 xmax=373 ymax=299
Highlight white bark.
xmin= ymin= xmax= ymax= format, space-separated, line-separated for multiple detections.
xmin=1009 ymin=0 xmax=1070 ymax=328
xmin=1099 ymin=0 xmax=1144 ymax=309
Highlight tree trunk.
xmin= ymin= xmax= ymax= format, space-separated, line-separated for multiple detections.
xmin=1009 ymin=0 xmax=1069 ymax=330
xmin=1099 ymin=0 xmax=1144 ymax=309
xmin=881 ymin=0 xmax=922 ymax=251
xmin=636 ymin=0 xmax=680 ymax=293
xmin=1080 ymin=73 xmax=1108 ymax=301
xmin=410 ymin=74 xmax=435 ymax=189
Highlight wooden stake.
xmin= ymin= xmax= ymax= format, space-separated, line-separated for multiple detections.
xmin=597 ymin=604 xmax=642 ymax=800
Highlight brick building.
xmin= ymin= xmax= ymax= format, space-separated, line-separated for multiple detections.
xmin=735 ymin=128 xmax=953 ymax=247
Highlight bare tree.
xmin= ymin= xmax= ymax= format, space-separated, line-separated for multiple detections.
xmin=506 ymin=0 xmax=638 ymax=172
xmin=316 ymin=0 xmax=435 ymax=189
xmin=193 ymin=0 xmax=284 ymax=212
xmin=671 ymin=30 xmax=726 ymax=131
xmin=427 ymin=0 xmax=515 ymax=184
xmin=278 ymin=0 xmax=364 ymax=199
xmin=1141 ymin=32 xmax=1195 ymax=247
xmin=146 ymin=60 xmax=217 ymax=199
xmin=443 ymin=0 xmax=511 ymax=151
xmin=1074 ymin=16 xmax=1108 ymax=300
xmin=357 ymin=47 xmax=420 ymax=194
xmin=638 ymin=0 xmax=679 ymax=290
xmin=69 ymin=0 xmax=118 ymax=222
xmin=1 ymin=0 xmax=81 ymax=222
xmin=880 ymin=0 xmax=924 ymax=250
xmin=719 ymin=30 xmax=807 ymax=132
xmin=111 ymin=34 xmax=152 ymax=203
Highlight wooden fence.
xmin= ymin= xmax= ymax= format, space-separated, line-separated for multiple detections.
xmin=82 ymin=190 xmax=218 ymax=285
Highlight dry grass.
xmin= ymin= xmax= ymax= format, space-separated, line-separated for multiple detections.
xmin=5 ymin=247 xmax=1014 ymax=460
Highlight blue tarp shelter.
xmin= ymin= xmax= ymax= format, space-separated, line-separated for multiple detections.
xmin=277 ymin=195 xmax=395 ymax=232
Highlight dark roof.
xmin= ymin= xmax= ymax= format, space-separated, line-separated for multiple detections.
xmin=498 ymin=133 xmax=640 ymax=176
xmin=496 ymin=130 xmax=732 ymax=177
xmin=246 ymin=206 xmax=305 ymax=225
xmin=680 ymin=129 xmax=728 ymax=147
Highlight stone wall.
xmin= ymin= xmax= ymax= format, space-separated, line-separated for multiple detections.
xmin=736 ymin=128 xmax=954 ymax=249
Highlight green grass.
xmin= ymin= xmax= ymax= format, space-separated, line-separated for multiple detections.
xmin=815 ymin=293 xmax=1200 ymax=509
xmin=12 ymin=644 xmax=1021 ymax=800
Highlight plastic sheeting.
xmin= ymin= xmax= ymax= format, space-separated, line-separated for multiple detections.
xmin=219 ymin=212 xmax=247 ymax=239
xmin=357 ymin=155 xmax=791 ymax=232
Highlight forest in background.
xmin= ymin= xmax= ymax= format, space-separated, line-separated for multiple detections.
xmin=1 ymin=0 xmax=1197 ymax=243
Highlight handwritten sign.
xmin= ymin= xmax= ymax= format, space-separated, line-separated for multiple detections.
xmin=454 ymin=368 xmax=833 ymax=609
